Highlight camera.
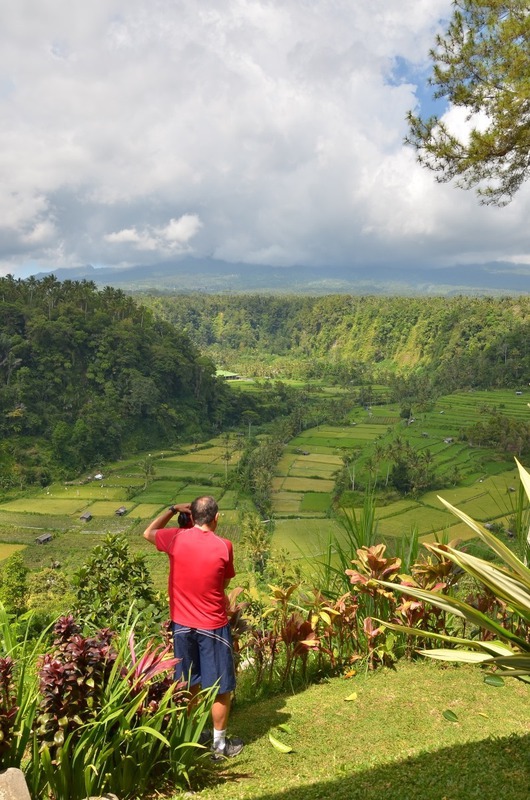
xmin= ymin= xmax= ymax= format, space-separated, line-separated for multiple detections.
xmin=177 ymin=511 xmax=193 ymax=528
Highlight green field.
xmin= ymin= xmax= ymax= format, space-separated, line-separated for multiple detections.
xmin=0 ymin=388 xmax=528 ymax=588
xmin=266 ymin=388 xmax=529 ymax=556
xmin=0 ymin=543 xmax=26 ymax=559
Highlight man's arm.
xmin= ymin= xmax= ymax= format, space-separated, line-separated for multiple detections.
xmin=143 ymin=503 xmax=191 ymax=545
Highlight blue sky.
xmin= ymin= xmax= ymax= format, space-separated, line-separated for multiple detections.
xmin=1 ymin=1 xmax=529 ymax=282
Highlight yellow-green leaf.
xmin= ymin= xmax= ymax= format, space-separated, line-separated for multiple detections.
xmin=268 ymin=733 xmax=293 ymax=753
xmin=277 ymin=723 xmax=292 ymax=734
xmin=344 ymin=691 xmax=357 ymax=701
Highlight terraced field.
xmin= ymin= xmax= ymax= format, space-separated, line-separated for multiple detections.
xmin=0 ymin=388 xmax=528 ymax=584
xmin=0 ymin=435 xmax=243 ymax=584
xmin=268 ymin=388 xmax=529 ymax=557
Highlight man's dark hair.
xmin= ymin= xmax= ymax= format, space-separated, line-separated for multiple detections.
xmin=191 ymin=495 xmax=218 ymax=526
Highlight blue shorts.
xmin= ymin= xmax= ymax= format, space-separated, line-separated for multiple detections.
xmin=171 ymin=622 xmax=236 ymax=695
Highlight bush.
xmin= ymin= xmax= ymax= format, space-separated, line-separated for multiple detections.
xmin=0 ymin=608 xmax=214 ymax=799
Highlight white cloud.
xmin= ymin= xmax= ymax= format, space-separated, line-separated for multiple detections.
xmin=0 ymin=0 xmax=528 ymax=279
xmin=104 ymin=213 xmax=202 ymax=255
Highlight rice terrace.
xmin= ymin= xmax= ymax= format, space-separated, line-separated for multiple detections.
xmin=0 ymin=385 xmax=528 ymax=582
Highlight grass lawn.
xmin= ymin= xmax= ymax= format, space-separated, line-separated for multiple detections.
xmin=193 ymin=661 xmax=530 ymax=800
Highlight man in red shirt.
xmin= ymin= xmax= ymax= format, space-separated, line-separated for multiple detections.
xmin=143 ymin=495 xmax=243 ymax=758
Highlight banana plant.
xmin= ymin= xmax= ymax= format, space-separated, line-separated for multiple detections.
xmin=377 ymin=459 xmax=530 ymax=681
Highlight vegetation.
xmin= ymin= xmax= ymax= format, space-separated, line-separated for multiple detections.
xmin=0 ymin=276 xmax=238 ymax=485
xmin=407 ymin=0 xmax=530 ymax=206
xmin=381 ymin=459 xmax=530 ymax=679
xmin=2 ymin=279 xmax=530 ymax=797
xmin=0 ymin=607 xmax=214 ymax=799
xmin=139 ymin=292 xmax=530 ymax=388
xmin=195 ymin=660 xmax=530 ymax=800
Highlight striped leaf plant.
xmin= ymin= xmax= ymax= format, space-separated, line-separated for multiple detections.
xmin=378 ymin=459 xmax=530 ymax=681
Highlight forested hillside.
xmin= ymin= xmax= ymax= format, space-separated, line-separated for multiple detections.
xmin=0 ymin=276 xmax=241 ymax=486
xmin=140 ymin=293 xmax=530 ymax=387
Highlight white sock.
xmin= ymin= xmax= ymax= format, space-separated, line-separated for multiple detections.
xmin=213 ymin=728 xmax=226 ymax=750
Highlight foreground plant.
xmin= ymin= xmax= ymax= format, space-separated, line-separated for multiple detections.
xmin=1 ymin=613 xmax=216 ymax=800
xmin=379 ymin=459 xmax=530 ymax=681
xmin=0 ymin=606 xmax=45 ymax=771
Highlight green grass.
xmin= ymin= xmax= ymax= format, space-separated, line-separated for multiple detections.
xmin=0 ymin=543 xmax=26 ymax=560
xmin=272 ymin=518 xmax=343 ymax=555
xmin=193 ymin=660 xmax=530 ymax=800
xmin=281 ymin=477 xmax=335 ymax=492
xmin=77 ymin=501 xmax=127 ymax=517
xmin=300 ymin=493 xmax=331 ymax=513
xmin=36 ymin=484 xmax=126 ymax=500
xmin=272 ymin=492 xmax=303 ymax=514
xmin=0 ymin=498 xmax=86 ymax=515
xmin=127 ymin=503 xmax=165 ymax=518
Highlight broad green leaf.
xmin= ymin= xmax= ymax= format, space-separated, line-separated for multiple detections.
xmin=478 ymin=641 xmax=515 ymax=657
xmin=516 ymin=458 xmax=530 ymax=503
xmin=483 ymin=675 xmax=505 ymax=687
xmin=428 ymin=547 xmax=530 ymax=622
xmin=421 ymin=649 xmax=492 ymax=664
xmin=443 ymin=709 xmax=459 ymax=723
xmin=268 ymin=733 xmax=293 ymax=753
xmin=277 ymin=723 xmax=292 ymax=734
xmin=486 ymin=654 xmax=530 ymax=669
xmin=378 ymin=620 xmax=479 ymax=648
xmin=378 ymin=580 xmax=528 ymax=648
xmin=437 ymin=494 xmax=530 ymax=583
xmin=344 ymin=692 xmax=357 ymax=701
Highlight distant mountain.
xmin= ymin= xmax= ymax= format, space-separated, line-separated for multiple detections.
xmin=30 ymin=257 xmax=530 ymax=295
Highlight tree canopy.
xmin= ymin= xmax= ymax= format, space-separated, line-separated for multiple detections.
xmin=407 ymin=0 xmax=530 ymax=205
xmin=0 ymin=276 xmax=236 ymax=482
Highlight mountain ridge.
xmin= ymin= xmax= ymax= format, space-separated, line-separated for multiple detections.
xmin=29 ymin=257 xmax=530 ymax=295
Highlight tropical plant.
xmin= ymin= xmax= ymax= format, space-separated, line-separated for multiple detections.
xmin=73 ymin=534 xmax=163 ymax=631
xmin=379 ymin=459 xmax=530 ymax=681
xmin=26 ymin=615 xmax=214 ymax=799
xmin=0 ymin=605 xmax=45 ymax=772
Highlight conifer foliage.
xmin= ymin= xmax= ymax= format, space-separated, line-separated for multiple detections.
xmin=407 ymin=0 xmax=530 ymax=205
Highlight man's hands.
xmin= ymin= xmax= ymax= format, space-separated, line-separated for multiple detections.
xmin=143 ymin=502 xmax=192 ymax=544
xmin=169 ymin=502 xmax=192 ymax=515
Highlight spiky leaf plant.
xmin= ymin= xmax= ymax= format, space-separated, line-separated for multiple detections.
xmin=379 ymin=459 xmax=530 ymax=681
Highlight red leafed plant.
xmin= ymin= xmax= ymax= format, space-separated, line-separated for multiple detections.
xmin=128 ymin=631 xmax=184 ymax=714
xmin=35 ymin=616 xmax=118 ymax=755
xmin=0 ymin=657 xmax=18 ymax=765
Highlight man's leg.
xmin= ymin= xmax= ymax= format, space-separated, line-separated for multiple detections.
xmin=196 ymin=626 xmax=243 ymax=757
xmin=211 ymin=691 xmax=231 ymax=731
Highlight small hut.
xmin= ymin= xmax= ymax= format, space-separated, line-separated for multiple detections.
xmin=35 ymin=533 xmax=52 ymax=544
xmin=80 ymin=512 xmax=92 ymax=522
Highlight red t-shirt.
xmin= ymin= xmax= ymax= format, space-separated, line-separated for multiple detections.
xmin=155 ymin=525 xmax=235 ymax=629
